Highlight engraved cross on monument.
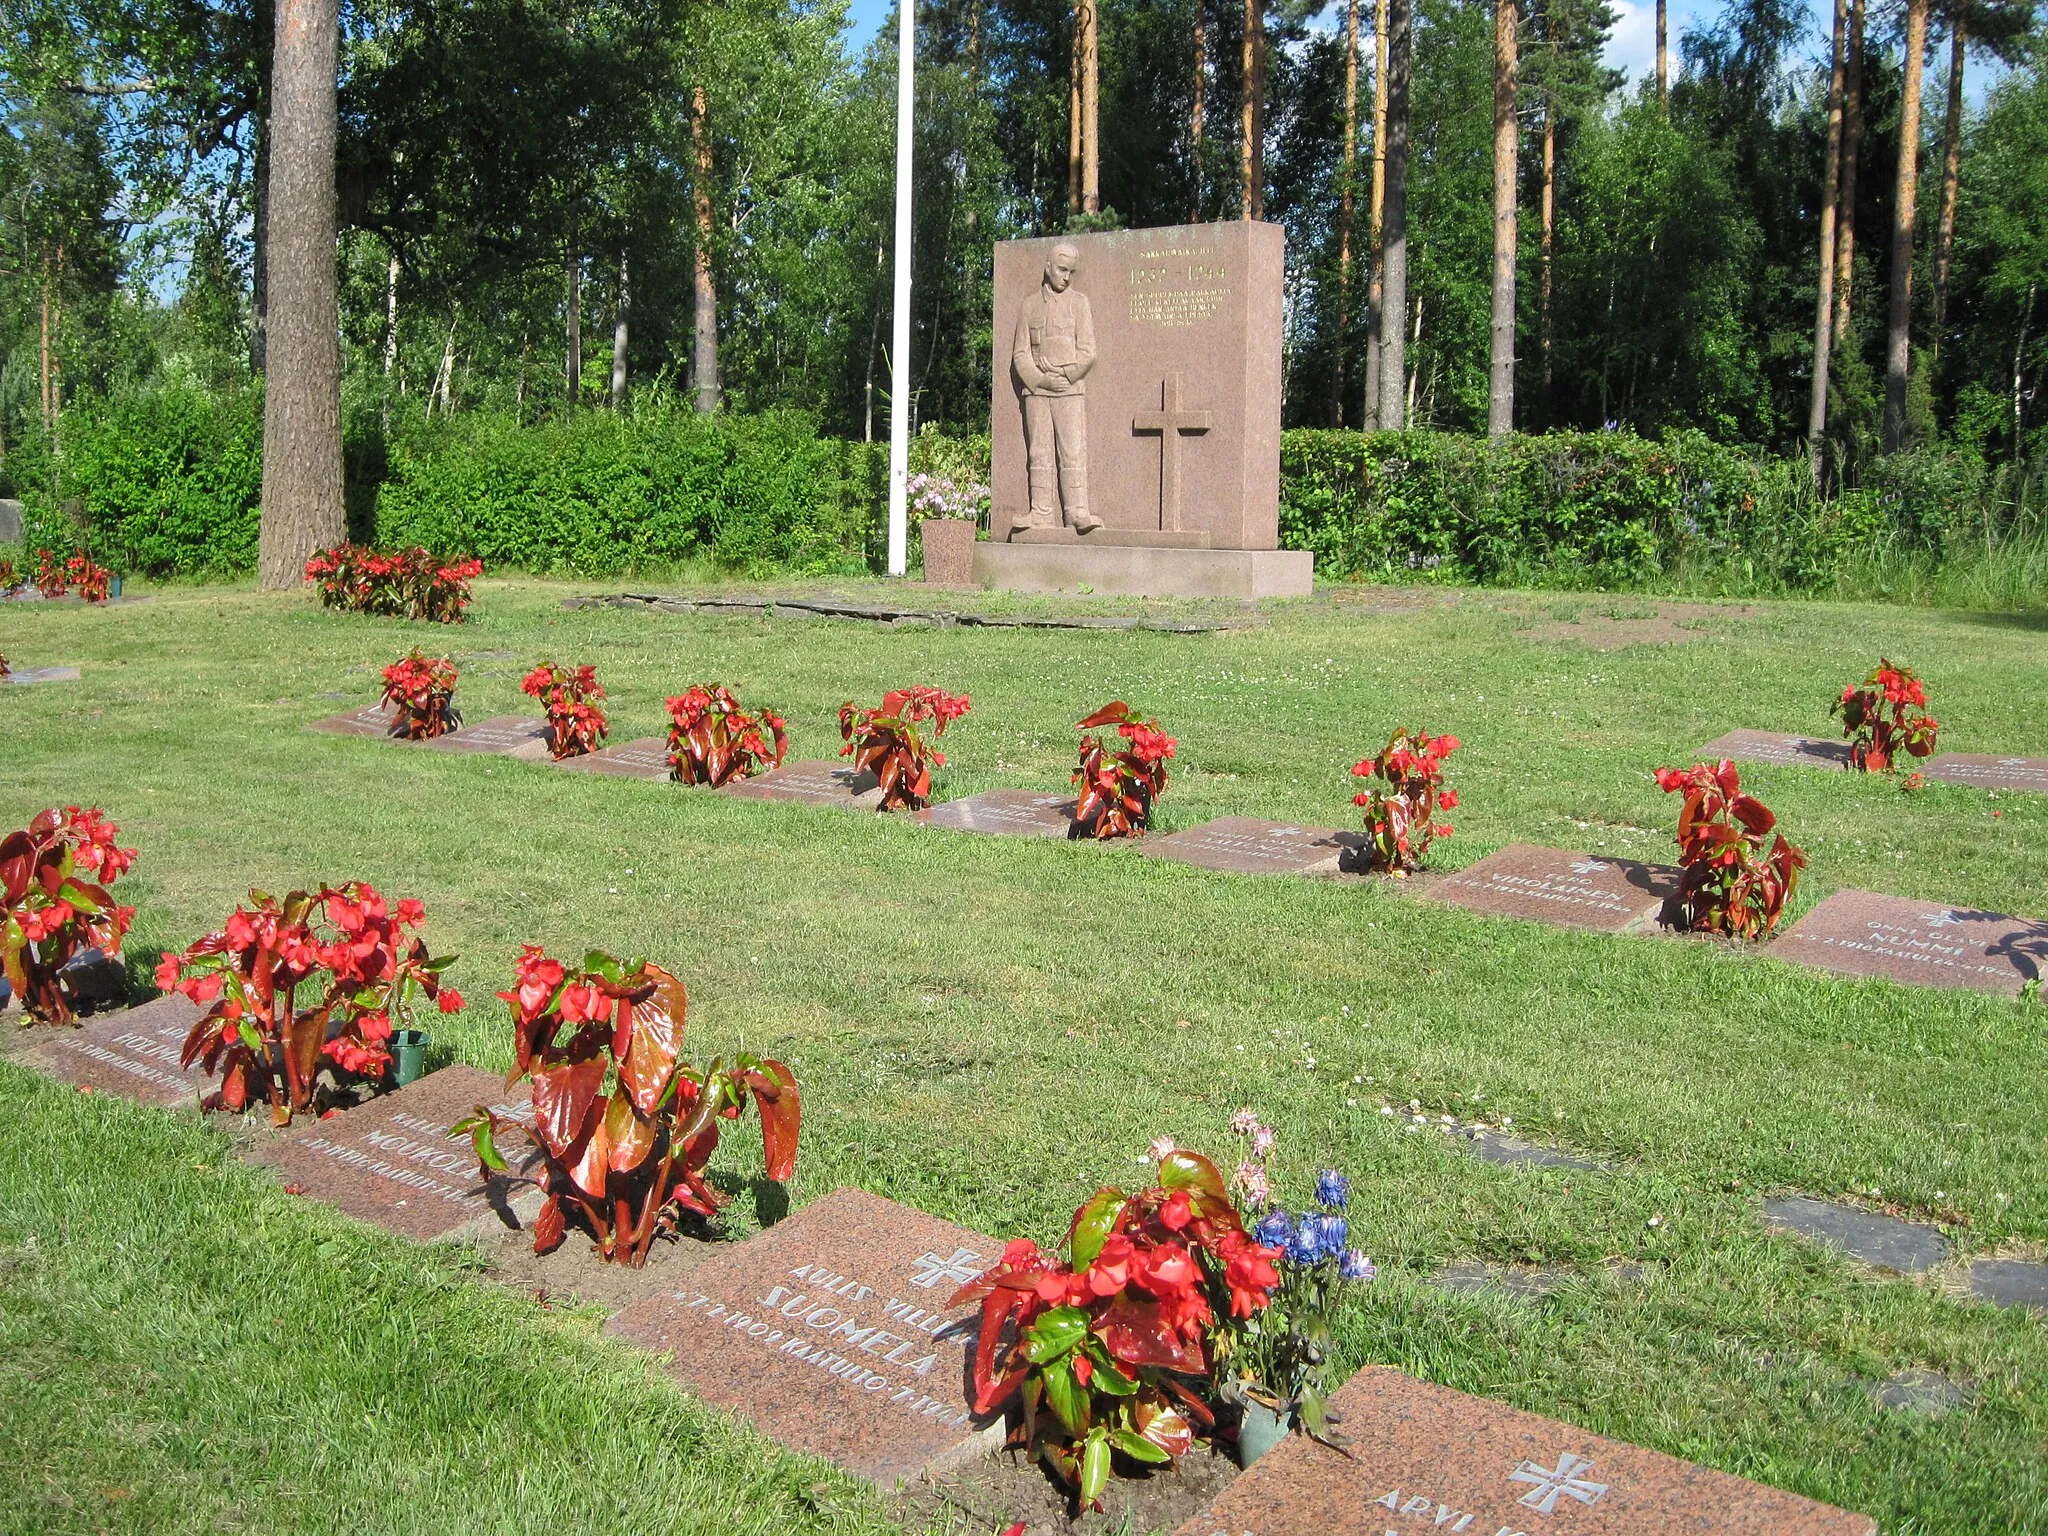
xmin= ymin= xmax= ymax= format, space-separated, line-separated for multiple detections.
xmin=1131 ymin=372 xmax=1213 ymax=533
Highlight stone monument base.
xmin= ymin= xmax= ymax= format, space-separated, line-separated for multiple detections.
xmin=975 ymin=541 xmax=1312 ymax=599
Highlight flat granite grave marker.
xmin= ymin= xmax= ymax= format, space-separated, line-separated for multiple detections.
xmin=305 ymin=702 xmax=403 ymax=739
xmin=247 ymin=1065 xmax=536 ymax=1241
xmin=551 ymin=736 xmax=673 ymax=780
xmin=423 ymin=715 xmax=553 ymax=760
xmin=1138 ymin=816 xmax=1366 ymax=875
xmin=3 ymin=665 xmax=81 ymax=685
xmin=1177 ymin=1367 xmax=1875 ymax=1536
xmin=916 ymin=788 xmax=1077 ymax=837
xmin=605 ymin=1187 xmax=995 ymax=1487
xmin=26 ymin=992 xmax=206 ymax=1107
xmin=1695 ymin=729 xmax=1851 ymax=771
xmin=1426 ymin=845 xmax=1680 ymax=934
xmin=1772 ymin=889 xmax=2048 ymax=997
xmin=1922 ymin=753 xmax=2048 ymax=793
xmin=718 ymin=759 xmax=886 ymax=811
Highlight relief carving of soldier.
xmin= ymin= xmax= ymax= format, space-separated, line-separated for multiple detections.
xmin=1011 ymin=243 xmax=1103 ymax=533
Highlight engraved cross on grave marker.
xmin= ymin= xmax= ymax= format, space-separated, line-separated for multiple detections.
xmin=1510 ymin=1450 xmax=1610 ymax=1513
xmin=909 ymin=1246 xmax=988 ymax=1289
xmin=1132 ymin=372 xmax=1213 ymax=532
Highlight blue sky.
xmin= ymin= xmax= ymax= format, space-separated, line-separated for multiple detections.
xmin=839 ymin=0 xmax=1729 ymax=89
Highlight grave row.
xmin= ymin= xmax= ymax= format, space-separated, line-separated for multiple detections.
xmin=309 ymin=702 xmax=2048 ymax=1001
xmin=12 ymin=999 xmax=1878 ymax=1533
xmin=1700 ymin=729 xmax=2048 ymax=794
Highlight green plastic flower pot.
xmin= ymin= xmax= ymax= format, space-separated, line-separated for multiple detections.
xmin=394 ymin=1028 xmax=431 ymax=1088
xmin=1236 ymin=1400 xmax=1293 ymax=1467
xmin=107 ymin=575 xmax=123 ymax=599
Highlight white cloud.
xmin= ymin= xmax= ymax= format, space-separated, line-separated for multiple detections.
xmin=1605 ymin=0 xmax=1659 ymax=90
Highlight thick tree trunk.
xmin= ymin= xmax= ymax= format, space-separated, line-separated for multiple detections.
xmin=1655 ymin=0 xmax=1667 ymax=101
xmin=1377 ymin=0 xmax=1410 ymax=429
xmin=1931 ymin=19 xmax=1964 ymax=362
xmin=1082 ymin=0 xmax=1100 ymax=213
xmin=1364 ymin=0 xmax=1388 ymax=425
xmin=691 ymin=85 xmax=720 ymax=413
xmin=1488 ymin=0 xmax=1517 ymax=436
xmin=565 ymin=245 xmax=581 ymax=407
xmin=1069 ymin=5 xmax=1083 ymax=214
xmin=1807 ymin=0 xmax=1848 ymax=478
xmin=1241 ymin=0 xmax=1260 ymax=217
xmin=612 ymin=252 xmax=629 ymax=409
xmin=1336 ymin=0 xmax=1359 ymax=426
xmin=1883 ymin=0 xmax=1929 ymax=452
xmin=1191 ymin=0 xmax=1206 ymax=221
xmin=1540 ymin=35 xmax=1555 ymax=420
xmin=1834 ymin=0 xmax=1863 ymax=351
xmin=257 ymin=0 xmax=343 ymax=591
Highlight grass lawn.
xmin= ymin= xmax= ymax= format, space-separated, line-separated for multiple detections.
xmin=3 ymin=576 xmax=2046 ymax=1534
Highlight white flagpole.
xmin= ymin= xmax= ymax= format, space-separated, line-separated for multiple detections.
xmin=886 ymin=0 xmax=915 ymax=576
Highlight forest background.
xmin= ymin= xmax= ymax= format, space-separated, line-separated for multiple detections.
xmin=4 ymin=0 xmax=2048 ymax=600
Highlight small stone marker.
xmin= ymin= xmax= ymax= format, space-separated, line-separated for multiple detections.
xmin=1426 ymin=845 xmax=1679 ymax=934
xmin=1922 ymin=753 xmax=2048 ymax=793
xmin=1177 ymin=1367 xmax=1875 ymax=1536
xmin=306 ymin=702 xmax=402 ymax=739
xmin=1137 ymin=816 xmax=1365 ymax=876
xmin=1762 ymin=1195 xmax=1947 ymax=1274
xmin=1773 ymin=889 xmax=2048 ymax=997
xmin=423 ymin=715 xmax=553 ymax=759
xmin=3 ymin=665 xmax=81 ymax=685
xmin=551 ymin=735 xmax=673 ymax=780
xmin=718 ymin=759 xmax=885 ymax=811
xmin=26 ymin=992 xmax=206 ymax=1107
xmin=1695 ymin=729 xmax=1851 ymax=771
xmin=1966 ymin=1258 xmax=2048 ymax=1311
xmin=916 ymin=788 xmax=1077 ymax=837
xmin=0 ymin=496 xmax=21 ymax=542
xmin=604 ymin=1187 xmax=995 ymax=1487
xmin=247 ymin=1065 xmax=536 ymax=1241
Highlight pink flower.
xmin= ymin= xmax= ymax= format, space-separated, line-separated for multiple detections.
xmin=1229 ymin=1108 xmax=1263 ymax=1136
xmin=1148 ymin=1133 xmax=1178 ymax=1161
xmin=1251 ymin=1125 xmax=1277 ymax=1157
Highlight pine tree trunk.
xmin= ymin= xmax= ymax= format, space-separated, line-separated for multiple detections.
xmin=39 ymin=250 xmax=52 ymax=430
xmin=1336 ymin=0 xmax=1359 ymax=427
xmin=1363 ymin=0 xmax=1389 ymax=426
xmin=1070 ymin=4 xmax=1084 ymax=214
xmin=1655 ymin=0 xmax=1667 ymax=101
xmin=1540 ymin=38 xmax=1555 ymax=421
xmin=1882 ymin=0 xmax=1929 ymax=452
xmin=256 ymin=0 xmax=344 ymax=591
xmin=691 ymin=85 xmax=720 ymax=413
xmin=1377 ymin=0 xmax=1410 ymax=429
xmin=1251 ymin=0 xmax=1265 ymax=219
xmin=1241 ymin=0 xmax=1260 ymax=218
xmin=1082 ymin=0 xmax=1100 ymax=213
xmin=565 ymin=245 xmax=581 ymax=407
xmin=1488 ymin=0 xmax=1517 ymax=436
xmin=1931 ymin=18 xmax=1964 ymax=362
xmin=1191 ymin=0 xmax=1206 ymax=221
xmin=250 ymin=127 xmax=269 ymax=376
xmin=1806 ymin=0 xmax=1848 ymax=477
xmin=612 ymin=252 xmax=630 ymax=409
xmin=1834 ymin=0 xmax=1862 ymax=351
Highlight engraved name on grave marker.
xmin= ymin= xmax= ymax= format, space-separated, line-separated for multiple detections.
xmin=306 ymin=703 xmax=403 ymax=739
xmin=718 ymin=760 xmax=886 ymax=811
xmin=1773 ymin=889 xmax=2048 ymax=997
xmin=1922 ymin=753 xmax=2048 ymax=793
xmin=28 ymin=992 xmax=206 ymax=1106
xmin=551 ymin=736 xmax=674 ymax=780
xmin=423 ymin=715 xmax=553 ymax=759
xmin=916 ymin=788 xmax=1077 ymax=837
xmin=1695 ymin=730 xmax=1851 ymax=771
xmin=1138 ymin=816 xmax=1366 ymax=876
xmin=1427 ymin=845 xmax=1679 ymax=934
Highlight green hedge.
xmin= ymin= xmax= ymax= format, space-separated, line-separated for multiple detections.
xmin=57 ymin=382 xmax=264 ymax=576
xmin=374 ymin=407 xmax=884 ymax=577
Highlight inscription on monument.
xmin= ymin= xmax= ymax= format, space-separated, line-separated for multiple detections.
xmin=916 ymin=789 xmax=1077 ymax=837
xmin=1138 ymin=817 xmax=1364 ymax=877
xmin=28 ymin=992 xmax=205 ymax=1106
xmin=424 ymin=715 xmax=553 ymax=758
xmin=1922 ymin=753 xmax=2048 ymax=793
xmin=552 ymin=736 xmax=673 ymax=780
xmin=1426 ymin=845 xmax=1679 ymax=934
xmin=1695 ymin=730 xmax=1851 ymax=771
xmin=306 ymin=703 xmax=403 ymax=739
xmin=720 ymin=760 xmax=885 ymax=811
xmin=1176 ymin=1367 xmax=1876 ymax=1536
xmin=605 ymin=1188 xmax=995 ymax=1487
xmin=1773 ymin=889 xmax=2048 ymax=997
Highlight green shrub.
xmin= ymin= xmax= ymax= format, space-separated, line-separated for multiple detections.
xmin=59 ymin=382 xmax=262 ymax=576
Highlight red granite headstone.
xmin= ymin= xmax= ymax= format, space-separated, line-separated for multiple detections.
xmin=1772 ymin=889 xmax=2047 ymax=997
xmin=1694 ymin=730 xmax=1851 ymax=771
xmin=1178 ymin=1368 xmax=1875 ymax=1536
xmin=26 ymin=992 xmax=206 ymax=1107
xmin=718 ymin=759 xmax=886 ymax=811
xmin=1921 ymin=753 xmax=2048 ymax=794
xmin=246 ymin=1065 xmax=538 ymax=1240
xmin=1426 ymin=845 xmax=1679 ymax=934
xmin=1138 ymin=816 xmax=1366 ymax=875
xmin=422 ymin=715 xmax=553 ymax=759
xmin=604 ymin=1187 xmax=996 ymax=1486
xmin=917 ymin=788 xmax=1077 ymax=837
xmin=551 ymin=735 xmax=674 ymax=780
xmin=306 ymin=702 xmax=403 ymax=739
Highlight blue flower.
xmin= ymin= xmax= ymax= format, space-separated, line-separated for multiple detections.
xmin=1314 ymin=1214 xmax=1348 ymax=1258
xmin=1254 ymin=1209 xmax=1294 ymax=1250
xmin=1340 ymin=1248 xmax=1378 ymax=1282
xmin=1314 ymin=1169 xmax=1350 ymax=1210
xmin=1285 ymin=1218 xmax=1324 ymax=1267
